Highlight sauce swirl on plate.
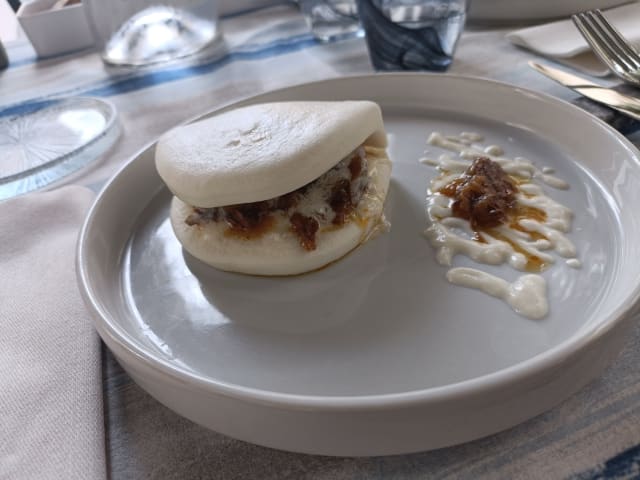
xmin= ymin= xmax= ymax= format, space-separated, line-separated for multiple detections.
xmin=421 ymin=132 xmax=580 ymax=319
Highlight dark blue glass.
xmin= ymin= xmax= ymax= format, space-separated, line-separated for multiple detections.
xmin=356 ymin=0 xmax=468 ymax=71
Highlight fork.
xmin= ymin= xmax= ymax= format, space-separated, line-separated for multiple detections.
xmin=572 ymin=9 xmax=640 ymax=86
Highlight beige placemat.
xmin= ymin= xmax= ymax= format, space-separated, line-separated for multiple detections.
xmin=0 ymin=186 xmax=105 ymax=480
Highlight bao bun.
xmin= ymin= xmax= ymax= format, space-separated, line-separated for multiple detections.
xmin=156 ymin=101 xmax=387 ymax=208
xmin=155 ymin=101 xmax=392 ymax=276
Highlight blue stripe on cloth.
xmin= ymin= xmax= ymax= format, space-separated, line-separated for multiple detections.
xmin=431 ymin=388 xmax=640 ymax=479
xmin=571 ymin=443 xmax=640 ymax=479
xmin=8 ymin=57 xmax=41 ymax=68
xmin=0 ymin=99 xmax=62 ymax=119
xmin=5 ymin=0 xmax=296 ymax=70
xmin=620 ymin=124 xmax=640 ymax=136
xmin=0 ymin=33 xmax=321 ymax=118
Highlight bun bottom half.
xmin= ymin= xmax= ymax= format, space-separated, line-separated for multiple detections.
xmin=169 ymin=153 xmax=392 ymax=276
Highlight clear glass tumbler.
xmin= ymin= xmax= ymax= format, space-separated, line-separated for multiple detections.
xmin=356 ymin=0 xmax=469 ymax=71
xmin=84 ymin=0 xmax=220 ymax=67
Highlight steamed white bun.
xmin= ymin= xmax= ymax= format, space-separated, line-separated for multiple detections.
xmin=156 ymin=101 xmax=387 ymax=208
xmin=170 ymin=150 xmax=392 ymax=276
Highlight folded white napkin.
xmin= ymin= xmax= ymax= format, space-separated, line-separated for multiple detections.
xmin=0 ymin=186 xmax=105 ymax=480
xmin=506 ymin=2 xmax=640 ymax=76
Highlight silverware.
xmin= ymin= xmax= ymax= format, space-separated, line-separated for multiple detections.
xmin=572 ymin=9 xmax=640 ymax=86
xmin=529 ymin=61 xmax=640 ymax=121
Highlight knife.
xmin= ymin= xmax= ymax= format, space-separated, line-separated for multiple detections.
xmin=529 ymin=61 xmax=640 ymax=122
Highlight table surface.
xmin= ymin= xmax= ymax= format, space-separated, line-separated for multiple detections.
xmin=4 ymin=3 xmax=640 ymax=479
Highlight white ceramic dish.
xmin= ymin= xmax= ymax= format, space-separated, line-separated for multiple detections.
xmin=468 ymin=0 xmax=634 ymax=24
xmin=77 ymin=74 xmax=640 ymax=456
xmin=17 ymin=0 xmax=94 ymax=58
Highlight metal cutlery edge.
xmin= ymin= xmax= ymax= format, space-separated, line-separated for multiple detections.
xmin=529 ymin=61 xmax=640 ymax=122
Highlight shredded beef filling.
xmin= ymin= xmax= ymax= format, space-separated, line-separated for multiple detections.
xmin=329 ymin=179 xmax=353 ymax=226
xmin=290 ymin=213 xmax=320 ymax=251
xmin=222 ymin=201 xmax=271 ymax=230
xmin=440 ymin=157 xmax=517 ymax=229
xmin=185 ymin=207 xmax=220 ymax=226
xmin=185 ymin=149 xmax=369 ymax=250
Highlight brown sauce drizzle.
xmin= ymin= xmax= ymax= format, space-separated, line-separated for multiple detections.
xmin=481 ymin=230 xmax=547 ymax=272
xmin=439 ymin=157 xmax=550 ymax=273
xmin=512 ymin=205 xmax=547 ymax=223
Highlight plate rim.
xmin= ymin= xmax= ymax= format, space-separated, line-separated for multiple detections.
xmin=77 ymin=72 xmax=640 ymax=411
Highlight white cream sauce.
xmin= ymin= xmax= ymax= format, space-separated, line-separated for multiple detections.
xmin=566 ymin=258 xmax=582 ymax=268
xmin=295 ymin=147 xmax=367 ymax=224
xmin=447 ymin=268 xmax=548 ymax=319
xmin=422 ymin=132 xmax=581 ymax=319
xmin=484 ymin=145 xmax=504 ymax=156
xmin=429 ymin=132 xmax=570 ymax=190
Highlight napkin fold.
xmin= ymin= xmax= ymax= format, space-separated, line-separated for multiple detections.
xmin=507 ymin=2 xmax=640 ymax=77
xmin=0 ymin=186 xmax=105 ymax=480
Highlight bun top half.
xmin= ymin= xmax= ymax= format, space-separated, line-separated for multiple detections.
xmin=155 ymin=101 xmax=387 ymax=208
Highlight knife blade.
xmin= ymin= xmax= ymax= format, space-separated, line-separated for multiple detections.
xmin=529 ymin=61 xmax=640 ymax=121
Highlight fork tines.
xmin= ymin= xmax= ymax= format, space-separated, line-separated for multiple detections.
xmin=572 ymin=9 xmax=640 ymax=84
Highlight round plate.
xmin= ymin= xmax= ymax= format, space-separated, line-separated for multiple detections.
xmin=468 ymin=0 xmax=632 ymax=23
xmin=0 ymin=97 xmax=119 ymax=200
xmin=77 ymin=74 xmax=640 ymax=456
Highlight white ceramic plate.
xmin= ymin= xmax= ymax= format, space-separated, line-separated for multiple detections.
xmin=468 ymin=0 xmax=634 ymax=24
xmin=77 ymin=74 xmax=640 ymax=456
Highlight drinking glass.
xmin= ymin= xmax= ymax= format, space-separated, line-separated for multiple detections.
xmin=83 ymin=0 xmax=220 ymax=66
xmin=299 ymin=0 xmax=363 ymax=42
xmin=355 ymin=0 xmax=469 ymax=71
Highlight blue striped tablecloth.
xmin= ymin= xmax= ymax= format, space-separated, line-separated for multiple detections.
xmin=3 ymin=3 xmax=640 ymax=478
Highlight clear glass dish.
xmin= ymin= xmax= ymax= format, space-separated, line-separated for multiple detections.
xmin=0 ymin=97 xmax=119 ymax=200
